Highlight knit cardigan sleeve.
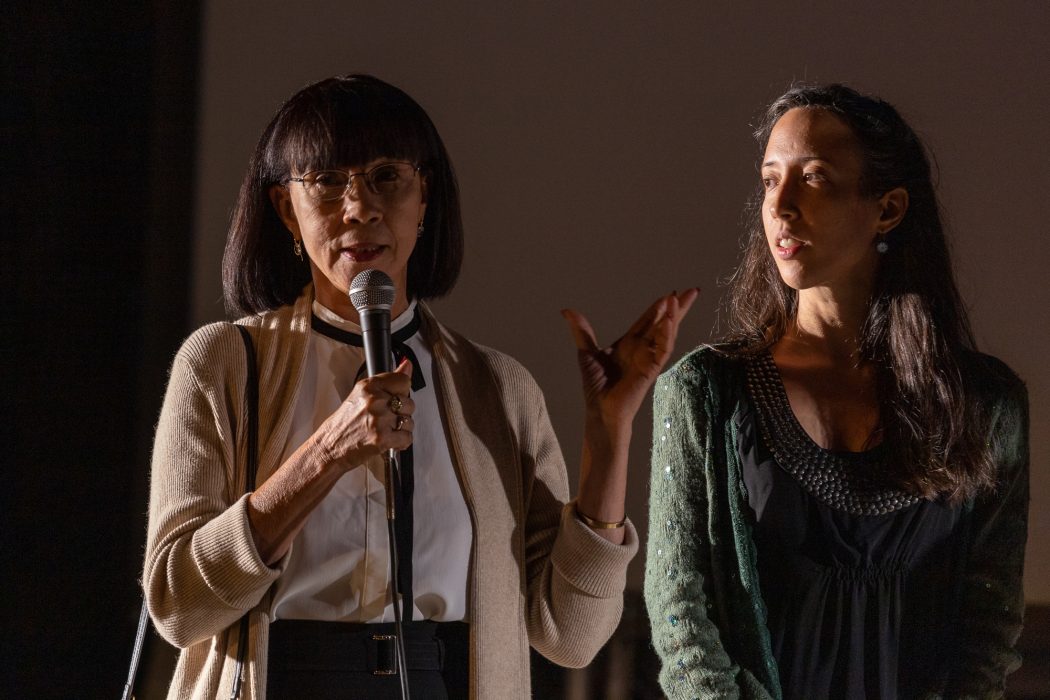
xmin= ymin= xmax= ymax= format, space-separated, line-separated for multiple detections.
xmin=143 ymin=323 xmax=284 ymax=648
xmin=481 ymin=349 xmax=639 ymax=668
xmin=645 ymin=354 xmax=776 ymax=700
xmin=943 ymin=368 xmax=1030 ymax=698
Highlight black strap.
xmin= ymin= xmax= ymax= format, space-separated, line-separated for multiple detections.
xmin=120 ymin=604 xmax=150 ymax=700
xmin=392 ymin=343 xmax=415 ymax=623
xmin=310 ymin=312 xmax=426 ymax=392
xmin=230 ymin=324 xmax=259 ymax=700
xmin=122 ymin=324 xmax=260 ymax=700
xmin=236 ymin=325 xmax=260 ymax=493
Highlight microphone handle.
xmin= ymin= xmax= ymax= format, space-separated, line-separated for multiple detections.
xmin=360 ymin=308 xmax=392 ymax=377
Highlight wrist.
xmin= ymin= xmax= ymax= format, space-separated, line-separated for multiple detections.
xmin=575 ymin=502 xmax=626 ymax=530
xmin=583 ymin=413 xmax=632 ymax=455
xmin=311 ymin=432 xmax=359 ymax=475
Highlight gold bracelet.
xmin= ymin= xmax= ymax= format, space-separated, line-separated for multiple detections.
xmin=575 ymin=505 xmax=626 ymax=530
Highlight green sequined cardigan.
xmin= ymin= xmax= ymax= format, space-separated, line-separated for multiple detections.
xmin=644 ymin=346 xmax=1029 ymax=700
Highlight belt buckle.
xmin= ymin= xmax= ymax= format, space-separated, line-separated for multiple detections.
xmin=371 ymin=633 xmax=398 ymax=676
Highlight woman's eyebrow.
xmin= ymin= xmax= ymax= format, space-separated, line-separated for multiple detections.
xmin=762 ymin=155 xmax=827 ymax=168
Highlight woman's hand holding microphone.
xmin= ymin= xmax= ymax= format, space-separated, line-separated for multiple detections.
xmin=247 ymin=358 xmax=416 ymax=565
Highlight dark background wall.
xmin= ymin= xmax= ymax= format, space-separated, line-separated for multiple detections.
xmin=5 ymin=2 xmax=1047 ymax=698
xmin=4 ymin=2 xmax=200 ymax=697
xmin=191 ymin=2 xmax=1050 ymax=600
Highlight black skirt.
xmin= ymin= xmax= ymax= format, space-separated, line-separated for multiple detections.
xmin=267 ymin=619 xmax=470 ymax=699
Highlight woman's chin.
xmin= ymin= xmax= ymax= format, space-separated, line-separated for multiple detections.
xmin=773 ymin=263 xmax=805 ymax=291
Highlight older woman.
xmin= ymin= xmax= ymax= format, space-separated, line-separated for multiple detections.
xmin=646 ymin=84 xmax=1028 ymax=699
xmin=144 ymin=74 xmax=696 ymax=699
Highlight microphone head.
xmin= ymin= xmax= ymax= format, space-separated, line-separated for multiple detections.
xmin=349 ymin=269 xmax=396 ymax=313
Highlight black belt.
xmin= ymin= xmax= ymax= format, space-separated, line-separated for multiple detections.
xmin=268 ymin=620 xmax=467 ymax=676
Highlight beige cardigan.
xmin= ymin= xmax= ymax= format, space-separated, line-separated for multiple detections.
xmin=144 ymin=289 xmax=638 ymax=699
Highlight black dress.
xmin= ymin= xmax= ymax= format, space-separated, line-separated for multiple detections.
xmin=740 ymin=352 xmax=964 ymax=700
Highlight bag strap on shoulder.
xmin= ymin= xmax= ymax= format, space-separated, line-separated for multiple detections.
xmin=122 ymin=323 xmax=260 ymax=700
xmin=229 ymin=324 xmax=258 ymax=700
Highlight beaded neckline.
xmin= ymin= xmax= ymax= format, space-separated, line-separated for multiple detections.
xmin=744 ymin=351 xmax=920 ymax=516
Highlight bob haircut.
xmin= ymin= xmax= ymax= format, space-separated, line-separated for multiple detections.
xmin=222 ymin=74 xmax=464 ymax=315
xmin=726 ymin=83 xmax=998 ymax=501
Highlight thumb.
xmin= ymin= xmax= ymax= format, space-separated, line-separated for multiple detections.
xmin=561 ymin=309 xmax=598 ymax=352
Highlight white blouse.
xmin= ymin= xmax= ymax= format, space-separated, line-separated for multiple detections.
xmin=269 ymin=300 xmax=473 ymax=623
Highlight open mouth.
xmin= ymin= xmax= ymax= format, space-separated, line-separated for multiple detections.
xmin=343 ymin=244 xmax=386 ymax=263
xmin=775 ymin=237 xmax=803 ymax=258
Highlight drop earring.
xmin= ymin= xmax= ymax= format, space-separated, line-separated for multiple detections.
xmin=293 ymin=238 xmax=304 ymax=261
xmin=416 ymin=218 xmax=425 ymax=238
xmin=875 ymin=230 xmax=889 ymax=254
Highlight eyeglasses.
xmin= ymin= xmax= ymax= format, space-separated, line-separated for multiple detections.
xmin=286 ymin=162 xmax=421 ymax=202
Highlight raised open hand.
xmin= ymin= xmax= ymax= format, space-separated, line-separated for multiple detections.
xmin=562 ymin=288 xmax=699 ymax=427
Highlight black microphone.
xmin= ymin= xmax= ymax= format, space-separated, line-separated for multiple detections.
xmin=350 ymin=268 xmax=412 ymax=699
xmin=349 ymin=269 xmax=396 ymax=377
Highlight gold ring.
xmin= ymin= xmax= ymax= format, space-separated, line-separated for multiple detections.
xmin=389 ymin=395 xmax=403 ymax=413
xmin=394 ymin=414 xmax=405 ymax=432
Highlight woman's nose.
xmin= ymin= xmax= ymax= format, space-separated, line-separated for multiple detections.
xmin=767 ymin=178 xmax=798 ymax=220
xmin=341 ymin=187 xmax=382 ymax=224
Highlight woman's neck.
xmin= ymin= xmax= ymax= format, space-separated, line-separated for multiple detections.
xmin=789 ymin=285 xmax=871 ymax=364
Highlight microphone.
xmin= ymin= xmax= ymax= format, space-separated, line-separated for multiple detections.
xmin=349 ymin=269 xmax=396 ymax=377
xmin=349 ymin=269 xmax=412 ymax=699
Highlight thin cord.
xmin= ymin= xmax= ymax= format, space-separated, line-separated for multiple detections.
xmin=385 ymin=450 xmax=412 ymax=700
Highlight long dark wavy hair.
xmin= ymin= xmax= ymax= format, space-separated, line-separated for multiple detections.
xmin=223 ymin=74 xmax=464 ymax=316
xmin=725 ymin=83 xmax=996 ymax=501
